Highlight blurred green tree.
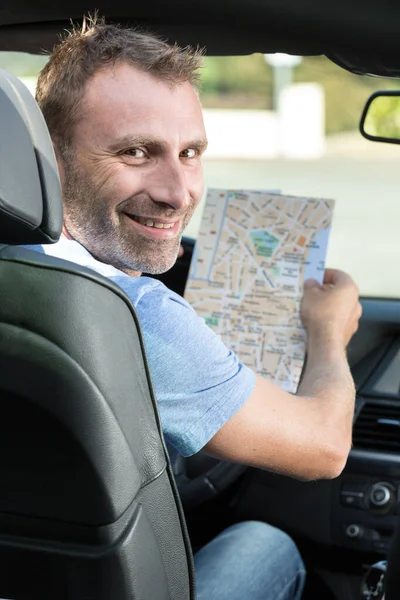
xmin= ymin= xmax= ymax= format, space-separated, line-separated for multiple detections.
xmin=363 ymin=95 xmax=400 ymax=139
xmin=0 ymin=52 xmax=47 ymax=77
xmin=200 ymin=54 xmax=400 ymax=134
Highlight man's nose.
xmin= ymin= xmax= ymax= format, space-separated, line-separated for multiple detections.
xmin=148 ymin=159 xmax=191 ymax=211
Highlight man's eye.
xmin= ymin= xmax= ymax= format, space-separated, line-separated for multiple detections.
xmin=124 ymin=148 xmax=146 ymax=158
xmin=180 ymin=148 xmax=197 ymax=159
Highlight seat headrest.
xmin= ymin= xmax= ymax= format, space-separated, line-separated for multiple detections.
xmin=0 ymin=69 xmax=62 ymax=244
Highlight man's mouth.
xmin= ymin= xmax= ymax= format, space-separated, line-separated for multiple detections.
xmin=124 ymin=213 xmax=181 ymax=238
xmin=129 ymin=215 xmax=176 ymax=229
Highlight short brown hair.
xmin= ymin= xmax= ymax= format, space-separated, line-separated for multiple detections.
xmin=36 ymin=15 xmax=204 ymax=153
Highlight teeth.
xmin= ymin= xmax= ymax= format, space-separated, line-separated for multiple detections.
xmin=136 ymin=217 xmax=174 ymax=229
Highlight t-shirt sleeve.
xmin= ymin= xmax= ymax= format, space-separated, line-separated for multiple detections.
xmin=115 ymin=278 xmax=256 ymax=457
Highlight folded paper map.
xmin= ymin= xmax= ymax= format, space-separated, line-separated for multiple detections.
xmin=184 ymin=188 xmax=335 ymax=393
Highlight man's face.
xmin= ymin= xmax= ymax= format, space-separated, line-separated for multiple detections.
xmin=60 ymin=62 xmax=207 ymax=274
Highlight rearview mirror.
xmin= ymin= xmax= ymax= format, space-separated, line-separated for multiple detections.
xmin=360 ymin=91 xmax=400 ymax=144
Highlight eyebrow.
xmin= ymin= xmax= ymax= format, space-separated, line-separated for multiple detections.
xmin=108 ymin=135 xmax=208 ymax=154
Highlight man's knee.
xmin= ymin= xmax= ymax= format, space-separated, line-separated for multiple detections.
xmin=194 ymin=520 xmax=306 ymax=600
xmin=221 ymin=521 xmax=306 ymax=598
xmin=222 ymin=520 xmax=303 ymax=565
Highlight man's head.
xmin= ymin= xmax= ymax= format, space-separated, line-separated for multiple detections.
xmin=36 ymin=16 xmax=207 ymax=274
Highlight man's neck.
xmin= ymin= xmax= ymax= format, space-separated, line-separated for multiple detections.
xmin=61 ymin=224 xmax=142 ymax=277
xmin=118 ymin=266 xmax=143 ymax=278
xmin=62 ymin=224 xmax=73 ymax=240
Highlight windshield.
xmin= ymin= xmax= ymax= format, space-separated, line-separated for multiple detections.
xmin=3 ymin=51 xmax=400 ymax=299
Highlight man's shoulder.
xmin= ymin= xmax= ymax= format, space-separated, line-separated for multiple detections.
xmin=110 ymin=273 xmax=192 ymax=313
xmin=22 ymin=237 xmax=191 ymax=312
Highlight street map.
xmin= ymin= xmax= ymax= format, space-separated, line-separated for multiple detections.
xmin=184 ymin=189 xmax=335 ymax=393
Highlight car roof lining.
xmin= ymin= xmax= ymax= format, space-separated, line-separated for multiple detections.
xmin=1 ymin=1 xmax=400 ymax=78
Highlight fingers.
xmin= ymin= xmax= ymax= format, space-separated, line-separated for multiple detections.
xmin=303 ymin=278 xmax=320 ymax=290
xmin=304 ymin=269 xmax=356 ymax=292
xmin=301 ymin=266 xmax=362 ymax=346
xmin=355 ymin=300 xmax=363 ymax=328
xmin=323 ymin=268 xmax=355 ymax=287
xmin=348 ymin=301 xmax=363 ymax=338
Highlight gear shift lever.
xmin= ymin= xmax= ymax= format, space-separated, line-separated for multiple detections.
xmin=361 ymin=560 xmax=386 ymax=599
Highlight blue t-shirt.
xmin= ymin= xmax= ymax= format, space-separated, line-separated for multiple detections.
xmin=24 ymin=238 xmax=256 ymax=460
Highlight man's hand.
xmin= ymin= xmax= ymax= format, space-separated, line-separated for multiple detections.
xmin=300 ymin=269 xmax=362 ymax=348
xmin=205 ymin=267 xmax=362 ymax=481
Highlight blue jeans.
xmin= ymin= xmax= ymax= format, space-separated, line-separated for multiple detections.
xmin=194 ymin=521 xmax=306 ymax=600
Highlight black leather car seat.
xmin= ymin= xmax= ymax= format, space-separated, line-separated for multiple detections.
xmin=0 ymin=69 xmax=195 ymax=600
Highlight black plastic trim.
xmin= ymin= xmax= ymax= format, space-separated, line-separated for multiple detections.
xmin=359 ymin=90 xmax=400 ymax=145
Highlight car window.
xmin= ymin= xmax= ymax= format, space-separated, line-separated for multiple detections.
xmin=192 ymin=54 xmax=400 ymax=299
xmin=3 ymin=51 xmax=400 ymax=299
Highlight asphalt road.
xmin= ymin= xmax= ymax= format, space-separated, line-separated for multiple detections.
xmin=184 ymin=152 xmax=400 ymax=299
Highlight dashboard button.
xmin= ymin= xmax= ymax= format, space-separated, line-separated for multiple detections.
xmin=340 ymin=490 xmax=364 ymax=508
xmin=369 ymin=483 xmax=392 ymax=508
xmin=346 ymin=524 xmax=363 ymax=538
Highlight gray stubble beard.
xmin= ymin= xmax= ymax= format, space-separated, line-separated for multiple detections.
xmin=61 ymin=157 xmax=186 ymax=274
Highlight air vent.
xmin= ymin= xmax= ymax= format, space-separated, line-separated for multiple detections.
xmin=353 ymin=401 xmax=400 ymax=453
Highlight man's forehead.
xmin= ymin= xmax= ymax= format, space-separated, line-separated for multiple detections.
xmin=81 ymin=63 xmax=201 ymax=119
xmin=77 ymin=63 xmax=205 ymax=144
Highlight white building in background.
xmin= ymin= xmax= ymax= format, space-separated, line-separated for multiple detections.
xmin=279 ymin=83 xmax=325 ymax=158
xmin=202 ymin=109 xmax=280 ymax=159
xmin=203 ymin=83 xmax=325 ymax=160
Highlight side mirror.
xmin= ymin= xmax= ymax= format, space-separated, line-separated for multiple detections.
xmin=360 ymin=91 xmax=400 ymax=144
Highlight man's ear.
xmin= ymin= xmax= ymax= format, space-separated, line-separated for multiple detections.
xmin=53 ymin=144 xmax=65 ymax=187
xmin=52 ymin=143 xmax=72 ymax=238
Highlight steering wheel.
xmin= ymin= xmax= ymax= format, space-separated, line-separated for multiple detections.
xmin=173 ymin=453 xmax=247 ymax=508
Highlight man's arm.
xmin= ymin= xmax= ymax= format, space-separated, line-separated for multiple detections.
xmin=204 ymin=269 xmax=362 ymax=481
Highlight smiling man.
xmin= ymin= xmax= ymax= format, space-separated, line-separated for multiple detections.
xmin=57 ymin=59 xmax=207 ymax=276
xmin=26 ymin=17 xmax=362 ymax=600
